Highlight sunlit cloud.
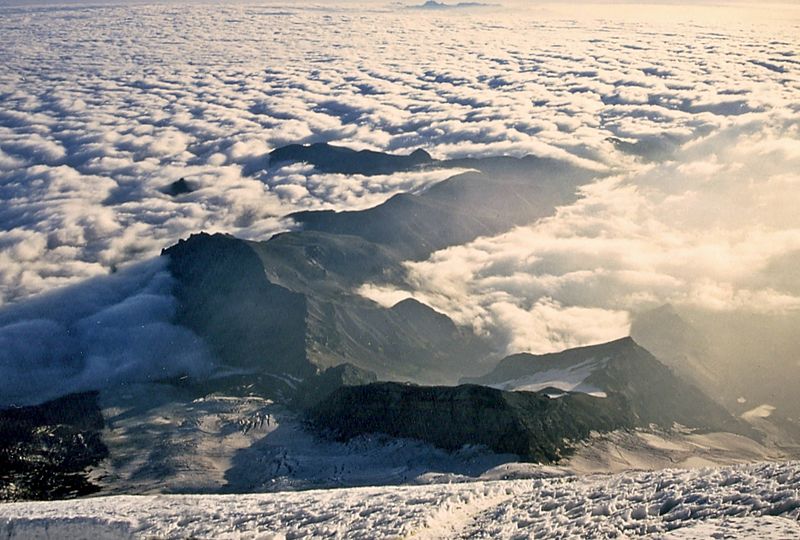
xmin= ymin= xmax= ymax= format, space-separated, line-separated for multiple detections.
xmin=1 ymin=2 xmax=798 ymax=306
xmin=360 ymin=116 xmax=800 ymax=354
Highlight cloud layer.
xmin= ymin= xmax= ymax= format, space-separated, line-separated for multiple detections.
xmin=361 ymin=116 xmax=800 ymax=354
xmin=1 ymin=2 xmax=798 ymax=306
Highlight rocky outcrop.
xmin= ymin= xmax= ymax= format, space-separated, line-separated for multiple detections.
xmin=163 ymin=233 xmax=315 ymax=391
xmin=162 ymin=177 xmax=196 ymax=196
xmin=307 ymin=382 xmax=633 ymax=462
xmin=0 ymin=392 xmax=108 ymax=501
xmin=163 ymin=232 xmax=493 ymax=388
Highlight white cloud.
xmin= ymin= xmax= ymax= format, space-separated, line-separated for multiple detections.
xmin=360 ymin=118 xmax=800 ymax=354
xmin=0 ymin=0 xmax=797 ymax=349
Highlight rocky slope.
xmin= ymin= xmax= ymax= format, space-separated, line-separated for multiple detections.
xmin=0 ymin=392 xmax=108 ymax=501
xmin=308 ymin=382 xmax=633 ymax=462
xmin=463 ymin=337 xmax=747 ymax=435
xmin=161 ymin=146 xmax=599 ymax=391
xmin=1 ymin=144 xmax=778 ymax=501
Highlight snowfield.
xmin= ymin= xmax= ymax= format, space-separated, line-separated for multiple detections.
xmin=488 ymin=357 xmax=609 ymax=398
xmin=2 ymin=461 xmax=799 ymax=539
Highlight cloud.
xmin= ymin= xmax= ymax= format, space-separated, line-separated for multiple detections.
xmin=360 ymin=116 xmax=800 ymax=354
xmin=0 ymin=257 xmax=214 ymax=407
xmin=0 ymin=2 xmax=797 ymax=321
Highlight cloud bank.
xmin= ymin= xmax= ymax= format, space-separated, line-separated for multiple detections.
xmin=361 ymin=115 xmax=800 ymax=354
xmin=1 ymin=2 xmax=798 ymax=305
xmin=0 ymin=2 xmax=798 ymax=409
xmin=0 ymin=257 xmax=214 ymax=407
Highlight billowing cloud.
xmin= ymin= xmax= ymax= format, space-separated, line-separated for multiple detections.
xmin=0 ymin=258 xmax=214 ymax=407
xmin=1 ymin=1 xmax=797 ymax=307
xmin=360 ymin=116 xmax=800 ymax=354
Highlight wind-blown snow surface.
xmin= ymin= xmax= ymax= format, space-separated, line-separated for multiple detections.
xmin=2 ymin=461 xmax=800 ymax=538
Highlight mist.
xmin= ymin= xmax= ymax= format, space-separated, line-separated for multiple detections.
xmin=360 ymin=113 xmax=800 ymax=416
xmin=0 ymin=257 xmax=214 ymax=407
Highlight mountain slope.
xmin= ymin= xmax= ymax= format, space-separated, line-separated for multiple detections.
xmin=308 ymin=382 xmax=633 ymax=462
xmin=630 ymin=305 xmax=720 ymax=396
xmin=160 ymin=148 xmax=600 ymax=389
xmin=290 ymin=151 xmax=597 ymax=260
xmin=463 ymin=337 xmax=747 ymax=435
xmin=163 ymin=232 xmax=492 ymax=389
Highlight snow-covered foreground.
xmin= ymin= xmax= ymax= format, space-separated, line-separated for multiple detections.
xmin=2 ymin=461 xmax=799 ymax=539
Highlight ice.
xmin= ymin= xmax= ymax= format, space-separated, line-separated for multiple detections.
xmin=2 ymin=461 xmax=800 ymax=538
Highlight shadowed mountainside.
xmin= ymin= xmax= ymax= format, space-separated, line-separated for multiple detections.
xmin=162 ymin=145 xmax=599 ymax=390
xmin=269 ymin=143 xmax=434 ymax=176
xmin=289 ymin=146 xmax=597 ymax=260
xmin=463 ymin=337 xmax=749 ymax=436
xmin=308 ymin=382 xmax=633 ymax=462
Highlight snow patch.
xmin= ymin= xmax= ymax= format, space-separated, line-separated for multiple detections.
xmin=741 ymin=404 xmax=777 ymax=421
xmin=489 ymin=357 xmax=609 ymax=398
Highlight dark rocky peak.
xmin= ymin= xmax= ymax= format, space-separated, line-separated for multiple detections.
xmin=162 ymin=232 xmax=314 ymax=385
xmin=268 ymin=143 xmax=435 ymax=176
xmin=162 ymin=177 xmax=196 ymax=197
xmin=463 ymin=337 xmax=748 ymax=435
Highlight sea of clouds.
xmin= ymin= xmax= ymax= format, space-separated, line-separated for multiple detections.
xmin=362 ymin=116 xmax=800 ymax=354
xmin=0 ymin=1 xmax=798 ymax=402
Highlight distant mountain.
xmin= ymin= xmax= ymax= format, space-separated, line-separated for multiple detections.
xmin=3 ymin=143 xmax=772 ymax=500
xmin=409 ymin=1 xmax=498 ymax=10
xmin=290 ymin=146 xmax=596 ymax=260
xmin=161 ymin=177 xmax=196 ymax=197
xmin=269 ymin=143 xmax=433 ymax=176
xmin=463 ymin=337 xmax=747 ymax=435
xmin=306 ymin=338 xmax=753 ymax=465
xmin=630 ymin=305 xmax=721 ymax=397
xmin=164 ymin=230 xmax=494 ymax=392
xmin=162 ymin=146 xmax=598 ymax=393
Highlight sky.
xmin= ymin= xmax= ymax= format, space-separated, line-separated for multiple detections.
xmin=0 ymin=0 xmax=798 ymax=403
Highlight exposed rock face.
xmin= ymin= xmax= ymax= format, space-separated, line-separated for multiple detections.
xmin=0 ymin=392 xmax=108 ymax=501
xmin=464 ymin=337 xmax=748 ymax=435
xmin=162 ymin=177 xmax=196 ymax=196
xmin=306 ymin=338 xmax=753 ymax=463
xmin=163 ymin=232 xmax=493 ymax=389
xmin=160 ymin=147 xmax=601 ymax=390
xmin=291 ymin=363 xmax=378 ymax=410
xmin=307 ymin=383 xmax=633 ymax=462
xmin=164 ymin=233 xmax=315 ymax=394
xmin=291 ymin=155 xmax=594 ymax=260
